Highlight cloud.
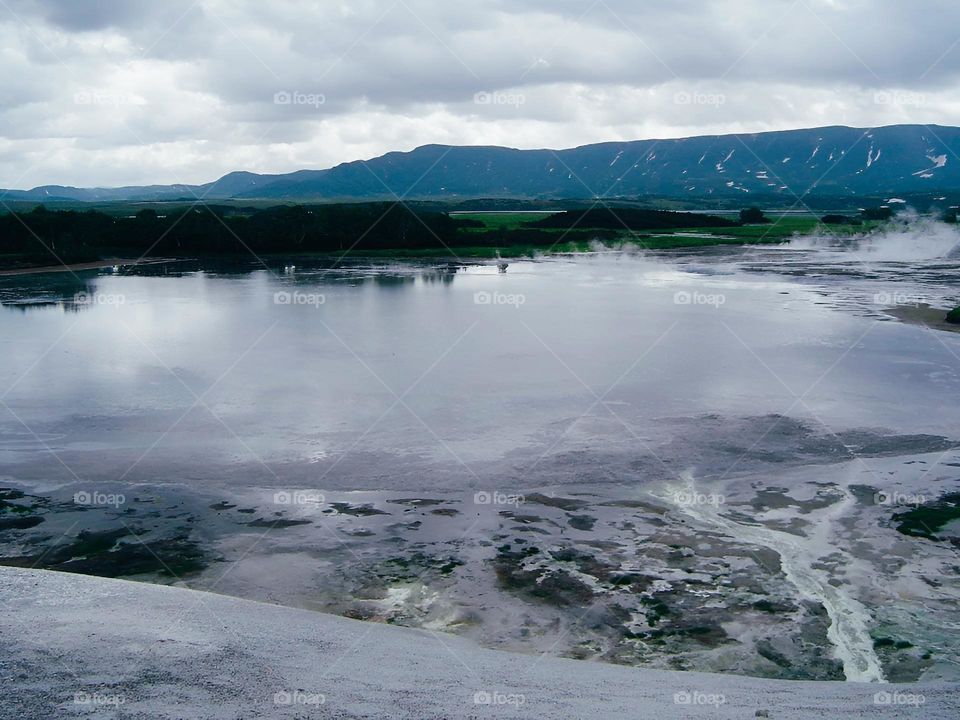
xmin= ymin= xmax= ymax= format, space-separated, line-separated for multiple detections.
xmin=5 ymin=0 xmax=201 ymax=33
xmin=1 ymin=0 xmax=959 ymax=187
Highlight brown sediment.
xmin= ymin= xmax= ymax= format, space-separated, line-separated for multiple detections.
xmin=882 ymin=305 xmax=960 ymax=334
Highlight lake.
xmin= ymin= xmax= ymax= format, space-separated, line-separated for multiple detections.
xmin=1 ymin=233 xmax=958 ymax=682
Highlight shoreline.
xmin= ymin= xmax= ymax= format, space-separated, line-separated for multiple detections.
xmin=882 ymin=305 xmax=960 ymax=334
xmin=0 ymin=257 xmax=176 ymax=277
xmin=0 ymin=232 xmax=796 ymax=272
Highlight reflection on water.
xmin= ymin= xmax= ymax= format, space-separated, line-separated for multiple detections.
xmin=1 ymin=241 xmax=959 ymax=681
xmin=1 ymin=247 xmax=959 ymax=487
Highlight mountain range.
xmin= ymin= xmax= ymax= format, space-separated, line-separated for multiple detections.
xmin=3 ymin=124 xmax=959 ymax=204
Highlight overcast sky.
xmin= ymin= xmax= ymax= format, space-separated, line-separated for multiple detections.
xmin=1 ymin=0 xmax=959 ymax=188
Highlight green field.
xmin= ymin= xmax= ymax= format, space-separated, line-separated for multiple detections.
xmin=452 ymin=212 xmax=559 ymax=231
xmin=438 ymin=212 xmax=871 ymax=257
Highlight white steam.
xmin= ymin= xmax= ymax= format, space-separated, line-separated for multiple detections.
xmin=790 ymin=211 xmax=960 ymax=262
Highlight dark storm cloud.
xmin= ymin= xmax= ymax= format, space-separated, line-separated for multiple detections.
xmin=6 ymin=0 xmax=199 ymax=31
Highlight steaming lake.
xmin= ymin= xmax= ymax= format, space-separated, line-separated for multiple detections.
xmin=1 ymin=231 xmax=959 ymax=682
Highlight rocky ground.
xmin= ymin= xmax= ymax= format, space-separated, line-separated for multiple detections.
xmin=3 ymin=566 xmax=957 ymax=719
xmin=2 ymin=417 xmax=958 ymax=683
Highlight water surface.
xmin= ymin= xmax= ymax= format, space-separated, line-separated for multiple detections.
xmin=1 ymin=235 xmax=958 ymax=681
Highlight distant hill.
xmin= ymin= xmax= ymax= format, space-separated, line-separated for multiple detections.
xmin=4 ymin=124 xmax=960 ymax=203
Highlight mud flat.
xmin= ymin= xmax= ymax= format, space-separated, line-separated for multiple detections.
xmin=882 ymin=305 xmax=960 ymax=334
xmin=2 ymin=429 xmax=958 ymax=684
